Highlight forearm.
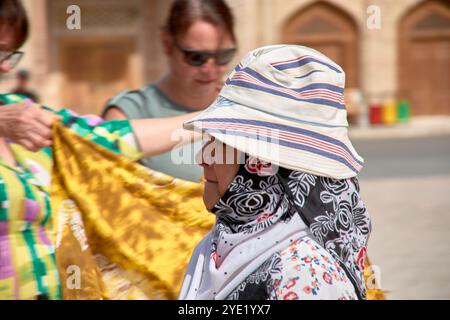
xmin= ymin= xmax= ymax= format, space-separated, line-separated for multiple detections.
xmin=130 ymin=112 xmax=201 ymax=157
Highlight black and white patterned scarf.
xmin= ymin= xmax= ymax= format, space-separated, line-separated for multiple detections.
xmin=179 ymin=154 xmax=371 ymax=299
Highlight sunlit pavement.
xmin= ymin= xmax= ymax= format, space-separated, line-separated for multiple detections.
xmin=353 ymin=134 xmax=450 ymax=299
xmin=361 ymin=175 xmax=450 ymax=299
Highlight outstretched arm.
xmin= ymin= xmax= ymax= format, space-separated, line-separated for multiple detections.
xmin=0 ymin=99 xmax=201 ymax=158
xmin=104 ymin=106 xmax=202 ymax=157
xmin=130 ymin=112 xmax=202 ymax=158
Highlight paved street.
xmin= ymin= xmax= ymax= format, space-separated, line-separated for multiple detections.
xmin=353 ymin=135 xmax=450 ymax=299
xmin=354 ymin=135 xmax=450 ymax=179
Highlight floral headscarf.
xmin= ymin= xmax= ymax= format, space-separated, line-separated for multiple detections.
xmin=180 ymin=154 xmax=371 ymax=299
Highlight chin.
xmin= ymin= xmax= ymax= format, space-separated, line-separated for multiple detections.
xmin=192 ymin=82 xmax=216 ymax=94
xmin=203 ymin=185 xmax=220 ymax=211
xmin=203 ymin=199 xmax=213 ymax=211
xmin=203 ymin=194 xmax=214 ymax=211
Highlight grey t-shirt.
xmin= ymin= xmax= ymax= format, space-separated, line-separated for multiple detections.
xmin=102 ymin=84 xmax=203 ymax=182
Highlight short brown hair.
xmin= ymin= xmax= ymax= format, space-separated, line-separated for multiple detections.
xmin=0 ymin=0 xmax=29 ymax=49
xmin=164 ymin=0 xmax=236 ymax=43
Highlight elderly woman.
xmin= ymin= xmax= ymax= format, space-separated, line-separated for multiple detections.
xmin=179 ymin=45 xmax=372 ymax=300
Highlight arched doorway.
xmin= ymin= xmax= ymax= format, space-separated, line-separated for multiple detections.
xmin=48 ymin=0 xmax=144 ymax=115
xmin=282 ymin=1 xmax=360 ymax=88
xmin=399 ymin=0 xmax=450 ymax=115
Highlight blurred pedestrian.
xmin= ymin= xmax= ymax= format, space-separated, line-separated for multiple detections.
xmin=11 ymin=69 xmax=39 ymax=102
xmin=103 ymin=0 xmax=237 ymax=182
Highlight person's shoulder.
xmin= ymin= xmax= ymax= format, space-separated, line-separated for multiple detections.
xmin=103 ymin=84 xmax=158 ymax=118
xmin=107 ymin=89 xmax=140 ymax=107
xmin=140 ymin=83 xmax=157 ymax=94
xmin=108 ymin=83 xmax=159 ymax=106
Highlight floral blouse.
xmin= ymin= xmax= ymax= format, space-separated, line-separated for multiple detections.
xmin=0 ymin=94 xmax=141 ymax=299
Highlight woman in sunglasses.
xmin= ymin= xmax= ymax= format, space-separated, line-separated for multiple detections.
xmin=103 ymin=0 xmax=237 ymax=182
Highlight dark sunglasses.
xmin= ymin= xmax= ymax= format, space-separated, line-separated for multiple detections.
xmin=0 ymin=50 xmax=24 ymax=70
xmin=174 ymin=42 xmax=236 ymax=67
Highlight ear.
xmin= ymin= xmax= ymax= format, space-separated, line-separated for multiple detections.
xmin=161 ymin=31 xmax=173 ymax=55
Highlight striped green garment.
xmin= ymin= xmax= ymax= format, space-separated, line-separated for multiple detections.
xmin=0 ymin=93 xmax=141 ymax=299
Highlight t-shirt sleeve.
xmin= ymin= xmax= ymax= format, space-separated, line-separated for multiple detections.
xmin=101 ymin=90 xmax=148 ymax=120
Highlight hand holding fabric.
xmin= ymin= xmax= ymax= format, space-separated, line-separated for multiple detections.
xmin=0 ymin=100 xmax=61 ymax=151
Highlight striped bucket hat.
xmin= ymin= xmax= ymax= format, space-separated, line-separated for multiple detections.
xmin=184 ymin=45 xmax=364 ymax=179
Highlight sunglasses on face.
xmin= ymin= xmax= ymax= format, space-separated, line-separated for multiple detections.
xmin=174 ymin=42 xmax=237 ymax=67
xmin=0 ymin=50 xmax=24 ymax=70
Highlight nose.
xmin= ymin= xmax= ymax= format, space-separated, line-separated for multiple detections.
xmin=195 ymin=149 xmax=207 ymax=167
xmin=199 ymin=57 xmax=217 ymax=75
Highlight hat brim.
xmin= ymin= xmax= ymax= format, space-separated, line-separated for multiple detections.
xmin=184 ymin=99 xmax=364 ymax=179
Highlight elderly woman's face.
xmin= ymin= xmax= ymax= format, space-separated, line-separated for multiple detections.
xmin=197 ymin=137 xmax=240 ymax=210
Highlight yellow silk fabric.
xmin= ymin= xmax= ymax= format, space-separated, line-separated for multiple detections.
xmin=50 ymin=123 xmax=384 ymax=300
xmin=51 ymin=123 xmax=214 ymax=299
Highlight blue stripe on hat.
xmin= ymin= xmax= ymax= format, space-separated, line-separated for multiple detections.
xmin=195 ymin=118 xmax=363 ymax=166
xmin=214 ymin=97 xmax=347 ymax=128
xmin=296 ymin=69 xmax=325 ymax=79
xmin=235 ymin=65 xmax=345 ymax=94
xmin=225 ymin=79 xmax=346 ymax=110
xmin=272 ymin=57 xmax=343 ymax=74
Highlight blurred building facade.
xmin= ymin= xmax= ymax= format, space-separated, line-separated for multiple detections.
xmin=2 ymin=0 xmax=449 ymax=118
